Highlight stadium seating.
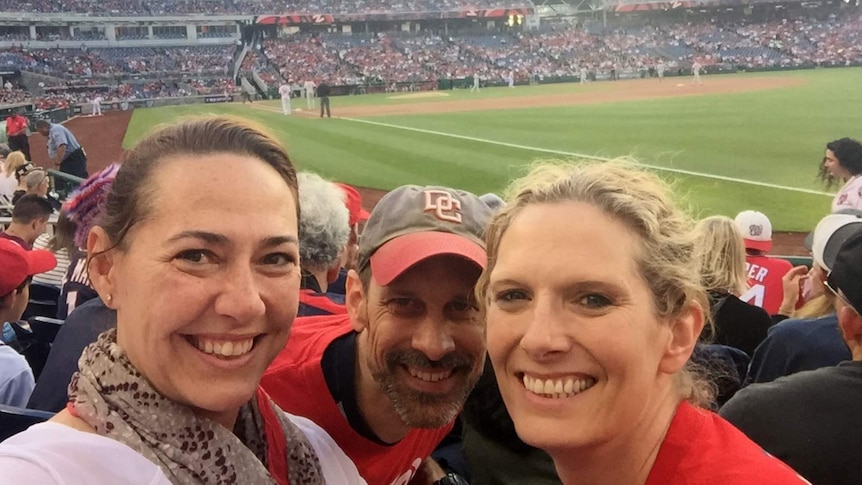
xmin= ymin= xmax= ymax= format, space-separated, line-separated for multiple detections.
xmin=0 ymin=0 xmax=535 ymax=16
xmin=0 ymin=11 xmax=860 ymax=106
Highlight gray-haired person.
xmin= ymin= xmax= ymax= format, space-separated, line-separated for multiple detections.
xmin=296 ymin=172 xmax=350 ymax=316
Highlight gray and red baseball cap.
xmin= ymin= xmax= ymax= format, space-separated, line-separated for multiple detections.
xmin=358 ymin=185 xmax=492 ymax=286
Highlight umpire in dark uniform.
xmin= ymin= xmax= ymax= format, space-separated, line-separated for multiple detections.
xmin=35 ymin=120 xmax=88 ymax=191
xmin=318 ymin=82 xmax=331 ymax=118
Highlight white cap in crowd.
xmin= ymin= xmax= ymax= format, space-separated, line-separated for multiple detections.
xmin=808 ymin=211 xmax=862 ymax=271
xmin=734 ymin=210 xmax=773 ymax=252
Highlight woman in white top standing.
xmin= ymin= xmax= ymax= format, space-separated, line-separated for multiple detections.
xmin=821 ymin=137 xmax=862 ymax=213
xmin=0 ymin=116 xmax=364 ymax=485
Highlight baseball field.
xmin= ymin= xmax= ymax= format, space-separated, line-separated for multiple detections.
xmin=82 ymin=67 xmax=862 ymax=236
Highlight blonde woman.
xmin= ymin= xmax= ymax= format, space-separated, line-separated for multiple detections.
xmin=695 ymin=216 xmax=772 ymax=356
xmin=478 ymin=160 xmax=807 ymax=484
xmin=4 ymin=150 xmax=33 ymax=202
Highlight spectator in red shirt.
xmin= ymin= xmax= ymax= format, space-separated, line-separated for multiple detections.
xmin=5 ymin=112 xmax=30 ymax=161
xmin=734 ymin=210 xmax=794 ymax=315
xmin=481 ymin=161 xmax=808 ymax=484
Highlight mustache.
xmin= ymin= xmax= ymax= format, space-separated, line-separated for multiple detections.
xmin=386 ymin=349 xmax=475 ymax=370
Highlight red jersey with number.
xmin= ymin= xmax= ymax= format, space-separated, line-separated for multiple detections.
xmin=261 ymin=315 xmax=452 ymax=485
xmin=646 ymin=402 xmax=810 ymax=484
xmin=740 ymin=255 xmax=793 ymax=315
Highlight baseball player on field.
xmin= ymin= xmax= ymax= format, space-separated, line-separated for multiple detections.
xmin=657 ymin=61 xmax=666 ymax=82
xmin=692 ymin=60 xmax=703 ymax=84
xmin=91 ymin=95 xmax=103 ymax=116
xmin=278 ymin=83 xmax=292 ymax=115
xmin=304 ymin=79 xmax=316 ymax=109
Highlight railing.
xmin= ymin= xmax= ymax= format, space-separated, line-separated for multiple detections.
xmin=47 ymin=169 xmax=85 ymax=200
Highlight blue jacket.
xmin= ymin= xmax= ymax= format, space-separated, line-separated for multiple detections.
xmin=747 ymin=313 xmax=851 ymax=384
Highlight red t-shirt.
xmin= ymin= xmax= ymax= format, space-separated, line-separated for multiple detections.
xmin=5 ymin=115 xmax=27 ymax=136
xmin=646 ymin=402 xmax=810 ymax=484
xmin=261 ymin=315 xmax=452 ymax=485
xmin=739 ymin=255 xmax=793 ymax=316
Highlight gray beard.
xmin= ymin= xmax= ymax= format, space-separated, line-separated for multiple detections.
xmin=370 ymin=350 xmax=479 ymax=429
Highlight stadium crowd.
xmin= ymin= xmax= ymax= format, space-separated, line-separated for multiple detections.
xmin=0 ymin=0 xmax=533 ymax=16
xmin=0 ymin=1 xmax=861 ymax=484
xmin=258 ymin=12 xmax=862 ymax=86
xmin=0 ymin=11 xmax=858 ymax=107
xmin=0 ymin=45 xmax=233 ymax=79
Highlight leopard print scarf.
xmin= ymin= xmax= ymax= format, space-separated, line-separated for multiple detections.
xmin=68 ymin=329 xmax=323 ymax=485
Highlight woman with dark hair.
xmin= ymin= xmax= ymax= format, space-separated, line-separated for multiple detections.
xmin=821 ymin=137 xmax=862 ymax=212
xmin=56 ymin=163 xmax=118 ymax=318
xmin=0 ymin=116 xmax=363 ymax=485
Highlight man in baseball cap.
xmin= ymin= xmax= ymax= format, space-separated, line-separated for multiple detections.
xmin=827 ymin=231 xmax=862 ymax=314
xmin=734 ymin=210 xmax=793 ymax=315
xmin=0 ymin=238 xmax=56 ymax=407
xmin=263 ymin=185 xmax=491 ymax=485
xmin=746 ymin=211 xmax=862 ymax=385
xmin=1 ymin=238 xmax=56 ymax=323
xmin=721 ymin=230 xmax=862 ymax=484
xmin=808 ymin=210 xmax=862 ymax=272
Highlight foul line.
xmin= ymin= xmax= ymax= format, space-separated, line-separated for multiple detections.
xmin=247 ymin=102 xmax=318 ymax=117
xmin=341 ymin=117 xmax=832 ymax=197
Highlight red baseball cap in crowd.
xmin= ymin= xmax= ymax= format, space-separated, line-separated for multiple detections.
xmin=734 ymin=210 xmax=773 ymax=252
xmin=0 ymin=239 xmax=57 ymax=296
xmin=336 ymin=183 xmax=370 ymax=226
xmin=358 ymin=185 xmax=493 ymax=286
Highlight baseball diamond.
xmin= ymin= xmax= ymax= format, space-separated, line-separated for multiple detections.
xmin=50 ymin=67 xmax=862 ymax=255
xmin=3 ymin=1 xmax=862 ymax=484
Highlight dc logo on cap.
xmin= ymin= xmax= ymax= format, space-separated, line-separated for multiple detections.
xmin=424 ymin=190 xmax=462 ymax=223
xmin=749 ymin=224 xmax=763 ymax=237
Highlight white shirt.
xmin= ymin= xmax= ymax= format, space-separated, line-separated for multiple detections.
xmin=832 ymin=175 xmax=862 ymax=213
xmin=32 ymin=233 xmax=70 ymax=287
xmin=0 ymin=422 xmax=171 ymax=485
xmin=92 ymin=96 xmax=103 ymax=105
xmin=0 ymin=167 xmax=16 ymax=198
xmin=0 ymin=414 xmax=366 ymax=485
xmin=278 ymin=85 xmax=291 ymax=98
xmin=287 ymin=411 xmax=367 ymax=484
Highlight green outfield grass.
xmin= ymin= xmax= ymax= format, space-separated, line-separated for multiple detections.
xmin=124 ymin=67 xmax=862 ymax=231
